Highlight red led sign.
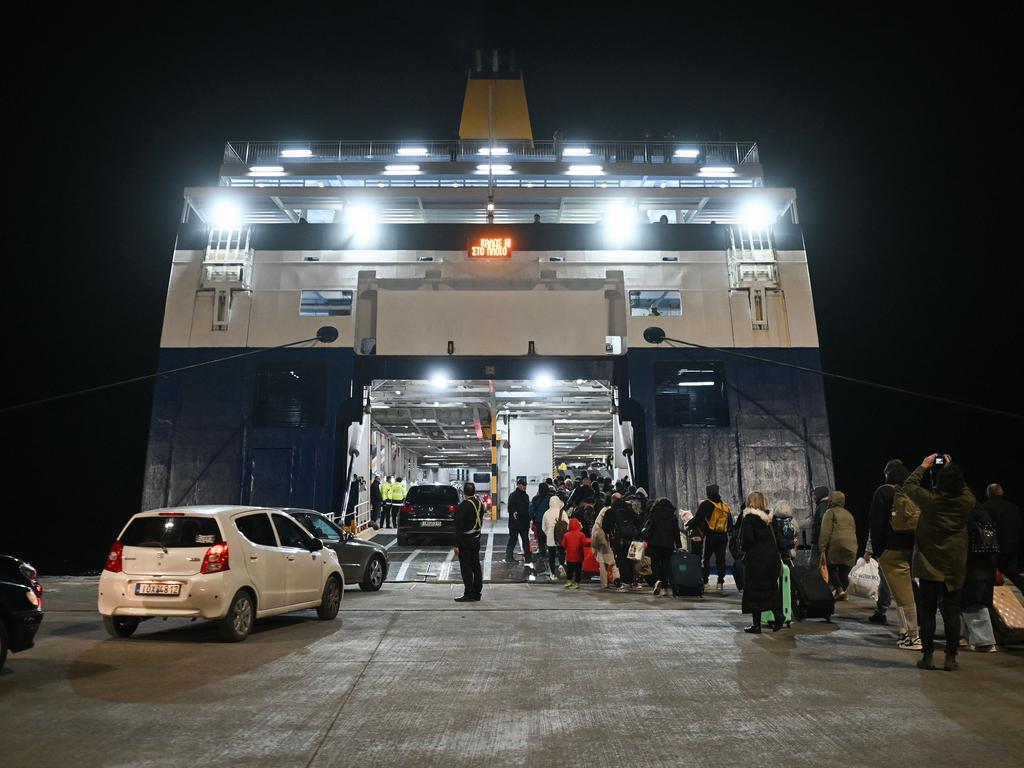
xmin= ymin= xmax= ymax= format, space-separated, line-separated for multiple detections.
xmin=469 ymin=236 xmax=513 ymax=259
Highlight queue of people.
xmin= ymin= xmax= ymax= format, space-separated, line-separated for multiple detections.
xmin=490 ymin=456 xmax=1023 ymax=672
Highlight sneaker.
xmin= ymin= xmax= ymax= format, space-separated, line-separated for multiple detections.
xmin=617 ymin=584 xmax=628 ymax=592
xmin=836 ymin=590 xmax=848 ymax=601
xmin=548 ymin=573 xmax=558 ymax=582
xmin=958 ymin=637 xmax=969 ymax=648
xmin=716 ymin=583 xmax=724 ymax=592
xmin=652 ymin=580 xmax=662 ymax=596
xmin=868 ymin=612 xmax=888 ymax=625
xmin=970 ymin=644 xmax=998 ymax=653
xmin=574 ymin=583 xmax=581 ymax=590
xmin=898 ymin=635 xmax=923 ymax=651
xmin=564 ymin=580 xmax=574 ymax=588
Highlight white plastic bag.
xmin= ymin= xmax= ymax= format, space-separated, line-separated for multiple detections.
xmin=627 ymin=540 xmax=645 ymax=560
xmin=848 ymin=557 xmax=880 ymax=600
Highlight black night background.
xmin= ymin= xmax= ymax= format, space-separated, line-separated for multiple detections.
xmin=3 ymin=4 xmax=1018 ymax=572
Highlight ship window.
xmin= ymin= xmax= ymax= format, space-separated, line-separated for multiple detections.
xmin=300 ymin=290 xmax=353 ymax=317
xmin=654 ymin=362 xmax=728 ymax=427
xmin=253 ymin=363 xmax=327 ymax=428
xmin=629 ymin=290 xmax=682 ymax=317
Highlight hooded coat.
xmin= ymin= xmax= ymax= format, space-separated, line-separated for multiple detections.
xmin=739 ymin=508 xmax=782 ymax=615
xmin=561 ymin=518 xmax=590 ymax=563
xmin=905 ymin=465 xmax=974 ymax=590
xmin=542 ymin=496 xmax=567 ymax=547
xmin=644 ymin=498 xmax=683 ymax=550
xmin=819 ymin=492 xmax=858 ymax=567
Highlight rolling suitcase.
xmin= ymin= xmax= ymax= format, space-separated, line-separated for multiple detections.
xmin=791 ymin=564 xmax=834 ymax=621
xmin=670 ymin=552 xmax=704 ymax=597
xmin=761 ymin=563 xmax=793 ymax=627
xmin=990 ymin=585 xmax=1024 ymax=643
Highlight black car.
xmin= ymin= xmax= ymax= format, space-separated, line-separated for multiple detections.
xmin=283 ymin=509 xmax=389 ymax=591
xmin=397 ymin=484 xmax=462 ymax=546
xmin=1 ymin=555 xmax=44 ymax=671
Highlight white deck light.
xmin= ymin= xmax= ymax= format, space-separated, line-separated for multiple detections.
xmin=397 ymin=147 xmax=429 ymax=156
xmin=674 ymin=148 xmax=700 ymax=158
xmin=563 ymin=147 xmax=591 ymax=156
xmin=740 ymin=202 xmax=774 ymax=227
xmin=475 ymin=164 xmax=513 ymax=174
xmin=383 ymin=164 xmax=421 ymax=174
xmin=211 ymin=201 xmax=242 ymax=228
xmin=477 ymin=147 xmax=509 ymax=156
xmin=699 ymin=165 xmax=735 ymax=177
xmin=248 ymin=165 xmax=285 ymax=176
xmin=567 ymin=164 xmax=604 ymax=175
xmin=347 ymin=205 xmax=376 ymax=239
xmin=281 ymin=149 xmax=313 ymax=158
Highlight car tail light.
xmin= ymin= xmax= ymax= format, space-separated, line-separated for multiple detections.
xmin=104 ymin=541 xmax=123 ymax=573
xmin=201 ymin=542 xmax=230 ymax=574
xmin=401 ymin=503 xmax=414 ymax=514
xmin=26 ymin=589 xmax=40 ymax=608
xmin=448 ymin=505 xmax=457 ymax=514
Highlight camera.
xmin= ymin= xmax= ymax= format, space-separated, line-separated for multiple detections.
xmin=933 ymin=454 xmax=946 ymax=467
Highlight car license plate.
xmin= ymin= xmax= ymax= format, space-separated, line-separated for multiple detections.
xmin=135 ymin=582 xmax=181 ymax=596
xmin=420 ymin=520 xmax=442 ymax=527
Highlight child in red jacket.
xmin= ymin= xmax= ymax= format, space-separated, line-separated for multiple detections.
xmin=561 ymin=518 xmax=591 ymax=589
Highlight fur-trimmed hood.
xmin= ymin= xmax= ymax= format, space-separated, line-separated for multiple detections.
xmin=742 ymin=507 xmax=773 ymax=525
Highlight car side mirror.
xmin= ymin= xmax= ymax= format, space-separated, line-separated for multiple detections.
xmin=308 ymin=538 xmax=324 ymax=552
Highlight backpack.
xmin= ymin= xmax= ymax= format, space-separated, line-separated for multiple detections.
xmin=706 ymin=501 xmax=731 ymax=534
xmin=970 ymin=517 xmax=1000 ymax=555
xmin=553 ymin=510 xmax=569 ymax=543
xmin=890 ymin=486 xmax=921 ymax=533
xmin=773 ymin=516 xmax=796 ymax=551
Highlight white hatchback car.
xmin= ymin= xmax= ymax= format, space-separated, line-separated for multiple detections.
xmin=98 ymin=506 xmax=344 ymax=642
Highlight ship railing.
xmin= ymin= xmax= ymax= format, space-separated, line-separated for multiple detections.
xmin=224 ymin=139 xmax=760 ymax=167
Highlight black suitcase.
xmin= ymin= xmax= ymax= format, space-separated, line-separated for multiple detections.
xmin=670 ymin=552 xmax=704 ymax=597
xmin=791 ymin=565 xmax=834 ymax=621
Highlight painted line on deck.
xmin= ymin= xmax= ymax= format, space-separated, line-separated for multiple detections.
xmin=395 ymin=549 xmax=422 ymax=581
xmin=439 ymin=548 xmax=456 ymax=581
xmin=483 ymin=526 xmax=495 ymax=581
xmin=382 ymin=539 xmax=397 ymax=550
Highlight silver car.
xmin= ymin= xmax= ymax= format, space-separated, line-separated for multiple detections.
xmin=282 ymin=509 xmax=388 ymax=591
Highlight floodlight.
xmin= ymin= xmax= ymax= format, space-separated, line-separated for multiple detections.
xmin=563 ymin=147 xmax=591 ymax=156
xmin=740 ymin=202 xmax=775 ymax=228
xmin=478 ymin=147 xmax=509 ymax=156
xmin=347 ymin=205 xmax=376 ymax=240
xmin=280 ymin=149 xmax=312 ymax=158
xmin=674 ymin=148 xmax=700 ymax=158
xmin=430 ymin=373 xmax=448 ymax=388
xmin=210 ymin=201 xmax=242 ymax=228
xmin=397 ymin=147 xmax=429 ymax=156
xmin=567 ymin=164 xmax=603 ymax=175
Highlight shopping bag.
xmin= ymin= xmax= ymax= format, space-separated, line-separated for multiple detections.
xmin=847 ymin=557 xmax=880 ymax=600
xmin=634 ymin=556 xmax=653 ymax=576
xmin=819 ymin=553 xmax=830 ymax=584
xmin=627 ymin=540 xmax=645 ymax=560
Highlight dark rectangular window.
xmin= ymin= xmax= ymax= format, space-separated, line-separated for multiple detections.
xmin=629 ymin=290 xmax=681 ymax=316
xmin=407 ymin=486 xmax=460 ymax=505
xmin=122 ymin=516 xmax=224 ymax=548
xmin=235 ymin=513 xmax=277 ymax=547
xmin=300 ymin=290 xmax=353 ymax=316
xmin=253 ymin=363 xmax=327 ymax=428
xmin=654 ymin=362 xmax=728 ymax=427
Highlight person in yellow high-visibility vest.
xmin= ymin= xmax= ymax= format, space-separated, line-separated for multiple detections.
xmin=380 ymin=476 xmax=394 ymax=528
xmin=389 ymin=477 xmax=407 ymax=529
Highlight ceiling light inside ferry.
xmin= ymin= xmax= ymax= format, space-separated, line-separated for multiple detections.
xmin=383 ymin=164 xmax=422 ymax=175
xmin=210 ymin=201 xmax=242 ymax=228
xmin=429 ymin=373 xmax=448 ymax=389
xmin=478 ymin=147 xmax=509 ymax=156
xmin=248 ymin=165 xmax=285 ymax=177
xmin=674 ymin=148 xmax=700 ymax=158
xmin=563 ymin=147 xmax=591 ymax=156
xmin=567 ymin=164 xmax=604 ymax=175
xmin=740 ymin=202 xmax=775 ymax=228
xmin=698 ymin=165 xmax=736 ymax=177
xmin=280 ymin=149 xmax=313 ymax=158
xmin=475 ymin=164 xmax=514 ymax=175
xmin=533 ymin=373 xmax=554 ymax=389
xmin=397 ymin=147 xmax=429 ymax=156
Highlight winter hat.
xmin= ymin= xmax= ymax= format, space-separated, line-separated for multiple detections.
xmin=827 ymin=491 xmax=846 ymax=508
xmin=813 ymin=485 xmax=830 ymax=501
xmin=883 ymin=459 xmax=910 ymax=485
xmin=706 ymin=484 xmax=720 ymax=500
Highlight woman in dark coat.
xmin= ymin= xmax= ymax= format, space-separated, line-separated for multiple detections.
xmin=960 ymin=505 xmax=998 ymax=651
xmin=739 ymin=491 xmax=784 ymax=634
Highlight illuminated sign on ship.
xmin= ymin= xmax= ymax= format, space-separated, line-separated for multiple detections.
xmin=468 ymin=236 xmax=513 ymax=259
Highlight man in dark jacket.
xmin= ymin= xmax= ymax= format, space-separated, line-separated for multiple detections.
xmin=603 ymin=498 xmax=640 ymax=589
xmin=454 ymin=483 xmax=484 ymax=602
xmin=505 ymin=479 xmax=533 ymax=564
xmin=645 ymin=497 xmax=683 ymax=596
xmin=904 ymin=455 xmax=975 ymax=671
xmin=572 ymin=490 xmax=598 ymax=537
xmin=695 ymin=484 xmax=733 ymax=592
xmin=370 ymin=474 xmax=382 ymax=529
xmin=982 ymin=484 xmax=1024 ymax=592
xmin=810 ymin=485 xmax=830 ymax=553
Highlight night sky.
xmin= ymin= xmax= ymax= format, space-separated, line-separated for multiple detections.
xmin=4 ymin=4 xmax=1018 ymax=572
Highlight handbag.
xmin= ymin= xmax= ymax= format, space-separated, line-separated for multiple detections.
xmin=627 ymin=540 xmax=645 ymax=560
xmin=634 ymin=555 xmax=653 ymax=576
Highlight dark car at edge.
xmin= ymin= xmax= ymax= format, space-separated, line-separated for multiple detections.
xmin=283 ymin=509 xmax=389 ymax=591
xmin=1 ymin=555 xmax=44 ymax=671
xmin=397 ymin=484 xmax=462 ymax=546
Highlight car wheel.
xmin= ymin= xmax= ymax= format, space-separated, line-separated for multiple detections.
xmin=0 ymin=621 xmax=8 ymax=670
xmin=397 ymin=531 xmax=410 ymax=547
xmin=360 ymin=556 xmax=385 ymax=591
xmin=219 ymin=590 xmax=255 ymax=642
xmin=103 ymin=616 xmax=140 ymax=638
xmin=317 ymin=575 xmax=343 ymax=620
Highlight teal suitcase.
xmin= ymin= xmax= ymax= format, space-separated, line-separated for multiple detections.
xmin=761 ymin=563 xmax=793 ymax=627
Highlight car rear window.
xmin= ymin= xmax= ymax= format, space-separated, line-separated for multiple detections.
xmin=121 ymin=516 xmax=223 ymax=548
xmin=406 ymin=486 xmax=459 ymax=505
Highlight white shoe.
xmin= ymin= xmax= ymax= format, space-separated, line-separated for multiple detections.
xmin=652 ymin=580 xmax=662 ymax=596
xmin=898 ymin=635 xmax=923 ymax=651
xmin=970 ymin=644 xmax=998 ymax=653
xmin=548 ymin=574 xmax=558 ymax=582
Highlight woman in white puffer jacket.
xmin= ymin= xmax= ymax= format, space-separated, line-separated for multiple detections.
xmin=542 ymin=495 xmax=568 ymax=580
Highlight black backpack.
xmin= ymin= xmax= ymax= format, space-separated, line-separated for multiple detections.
xmin=970 ymin=517 xmax=1000 ymax=555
